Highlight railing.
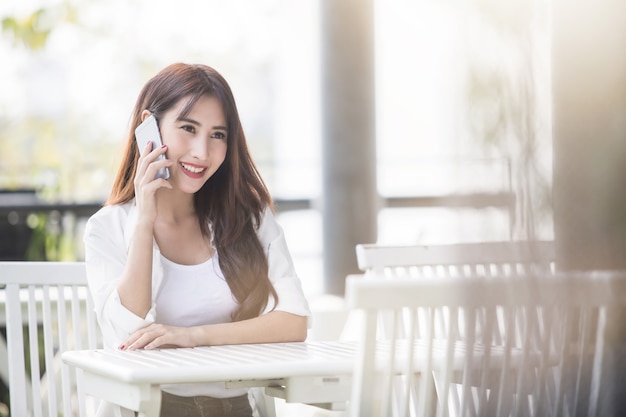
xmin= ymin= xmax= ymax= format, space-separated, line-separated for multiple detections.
xmin=0 ymin=190 xmax=516 ymax=261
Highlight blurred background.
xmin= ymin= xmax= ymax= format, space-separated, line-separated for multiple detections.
xmin=1 ymin=0 xmax=554 ymax=296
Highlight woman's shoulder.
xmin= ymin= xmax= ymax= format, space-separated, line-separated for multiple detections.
xmin=255 ymin=206 xmax=282 ymax=242
xmin=84 ymin=200 xmax=137 ymax=247
xmin=86 ymin=200 xmax=136 ymax=229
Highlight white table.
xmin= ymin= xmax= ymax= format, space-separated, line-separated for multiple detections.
xmin=62 ymin=340 xmax=359 ymax=417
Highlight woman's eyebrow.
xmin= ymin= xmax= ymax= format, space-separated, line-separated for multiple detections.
xmin=177 ymin=117 xmax=227 ymax=131
xmin=177 ymin=116 xmax=200 ymax=125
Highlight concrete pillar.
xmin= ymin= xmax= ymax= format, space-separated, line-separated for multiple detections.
xmin=320 ymin=0 xmax=378 ymax=295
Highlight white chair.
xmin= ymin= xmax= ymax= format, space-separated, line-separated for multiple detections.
xmin=347 ymin=241 xmax=557 ymax=414
xmin=0 ymin=261 xmax=100 ymax=417
xmin=345 ymin=271 xmax=621 ymax=417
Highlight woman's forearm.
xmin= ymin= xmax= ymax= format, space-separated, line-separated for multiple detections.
xmin=192 ymin=311 xmax=308 ymax=346
xmin=117 ymin=219 xmax=155 ymax=318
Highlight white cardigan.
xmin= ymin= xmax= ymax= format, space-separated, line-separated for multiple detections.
xmin=83 ymin=200 xmax=312 ymax=350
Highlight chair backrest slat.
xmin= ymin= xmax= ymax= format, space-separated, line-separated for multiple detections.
xmin=5 ymin=283 xmax=28 ymax=416
xmin=0 ymin=261 xmax=101 ymax=417
xmin=43 ymin=284 xmax=59 ymax=417
xmin=356 ymin=240 xmax=556 ymax=279
xmin=367 ymin=240 xmax=555 ymax=266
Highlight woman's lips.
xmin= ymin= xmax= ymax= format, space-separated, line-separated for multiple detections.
xmin=180 ymin=162 xmax=207 ymax=178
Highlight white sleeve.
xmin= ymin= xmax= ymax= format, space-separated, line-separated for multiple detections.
xmin=83 ymin=206 xmax=156 ymax=349
xmin=257 ymin=208 xmax=312 ymax=327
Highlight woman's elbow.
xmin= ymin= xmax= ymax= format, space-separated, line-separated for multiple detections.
xmin=286 ymin=313 xmax=308 ymax=342
xmin=295 ymin=318 xmax=308 ymax=342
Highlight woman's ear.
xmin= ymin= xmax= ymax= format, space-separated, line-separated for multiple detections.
xmin=140 ymin=110 xmax=152 ymax=122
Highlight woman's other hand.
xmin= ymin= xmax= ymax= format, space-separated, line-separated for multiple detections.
xmin=120 ymin=323 xmax=197 ymax=351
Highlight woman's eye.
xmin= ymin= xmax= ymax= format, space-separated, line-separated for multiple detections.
xmin=211 ymin=131 xmax=226 ymax=140
xmin=182 ymin=125 xmax=195 ymax=133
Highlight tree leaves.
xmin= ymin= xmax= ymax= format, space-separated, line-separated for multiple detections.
xmin=2 ymin=9 xmax=51 ymax=50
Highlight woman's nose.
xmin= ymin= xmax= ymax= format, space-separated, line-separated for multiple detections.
xmin=191 ymin=138 xmax=208 ymax=159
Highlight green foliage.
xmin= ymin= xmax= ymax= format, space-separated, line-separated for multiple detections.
xmin=24 ymin=212 xmax=77 ymax=261
xmin=1 ymin=4 xmax=77 ymax=51
xmin=2 ymin=9 xmax=52 ymax=50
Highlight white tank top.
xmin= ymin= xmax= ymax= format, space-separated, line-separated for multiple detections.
xmin=156 ymin=253 xmax=247 ymax=398
xmin=156 ymin=253 xmax=238 ymax=326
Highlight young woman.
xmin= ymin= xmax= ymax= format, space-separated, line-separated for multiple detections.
xmin=83 ymin=63 xmax=311 ymax=417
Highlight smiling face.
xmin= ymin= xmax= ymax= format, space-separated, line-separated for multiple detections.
xmin=146 ymin=94 xmax=228 ymax=195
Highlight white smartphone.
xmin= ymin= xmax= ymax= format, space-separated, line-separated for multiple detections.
xmin=134 ymin=114 xmax=170 ymax=180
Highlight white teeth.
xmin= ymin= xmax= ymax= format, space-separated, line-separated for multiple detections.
xmin=181 ymin=162 xmax=206 ymax=174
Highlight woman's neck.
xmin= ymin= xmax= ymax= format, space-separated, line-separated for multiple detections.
xmin=154 ymin=188 xmax=196 ymax=224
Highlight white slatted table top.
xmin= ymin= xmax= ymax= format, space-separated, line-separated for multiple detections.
xmin=62 ymin=341 xmax=359 ymax=384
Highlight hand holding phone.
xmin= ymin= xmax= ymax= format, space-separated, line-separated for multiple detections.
xmin=135 ymin=114 xmax=170 ymax=180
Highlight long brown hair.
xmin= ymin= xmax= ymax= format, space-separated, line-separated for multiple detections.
xmin=107 ymin=63 xmax=277 ymax=321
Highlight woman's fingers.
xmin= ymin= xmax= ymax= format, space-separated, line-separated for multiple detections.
xmin=146 ymin=159 xmax=173 ymax=182
xmin=120 ymin=324 xmax=181 ymax=350
xmin=121 ymin=325 xmax=162 ymax=350
xmin=136 ymin=144 xmax=170 ymax=184
xmin=133 ymin=144 xmax=172 ymax=222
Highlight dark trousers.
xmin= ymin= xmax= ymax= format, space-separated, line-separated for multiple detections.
xmin=159 ymin=392 xmax=253 ymax=417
